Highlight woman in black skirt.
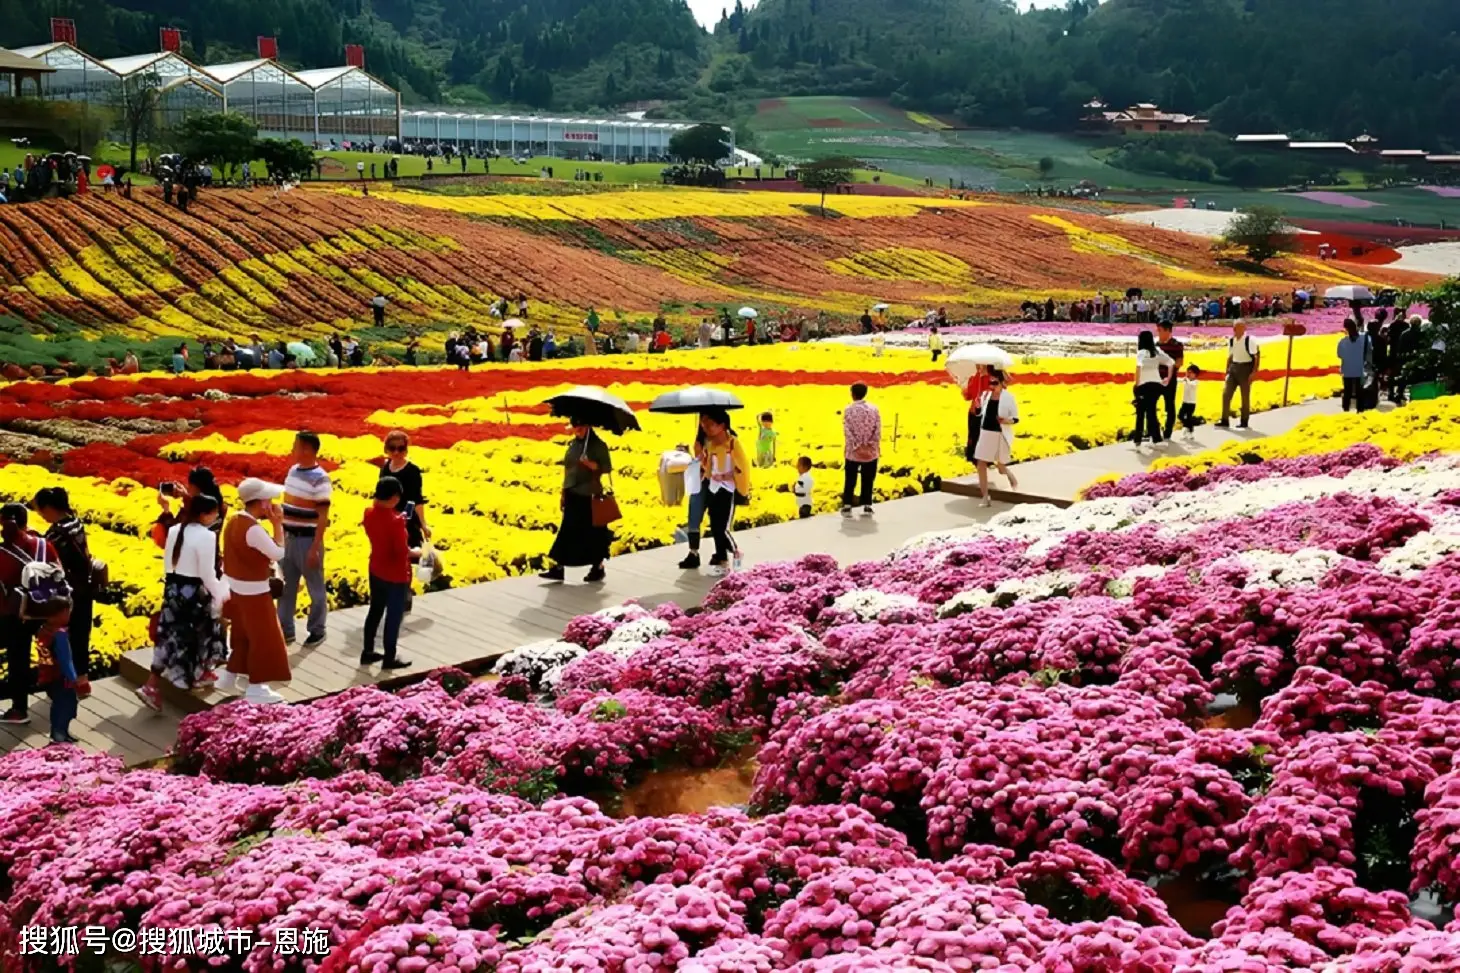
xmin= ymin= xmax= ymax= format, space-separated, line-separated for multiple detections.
xmin=540 ymin=418 xmax=612 ymax=584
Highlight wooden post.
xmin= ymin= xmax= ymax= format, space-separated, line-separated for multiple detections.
xmin=1282 ymin=335 xmax=1294 ymax=407
xmin=893 ymin=413 xmax=899 ymax=449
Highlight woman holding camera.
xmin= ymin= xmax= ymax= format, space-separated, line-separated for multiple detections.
xmin=217 ymin=478 xmax=291 ymax=704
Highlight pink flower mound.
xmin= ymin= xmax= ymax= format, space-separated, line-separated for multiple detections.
xmin=1083 ymin=444 xmax=1395 ymax=500
xmin=1398 ymin=602 xmax=1460 ymax=698
xmin=1117 ymin=759 xmax=1249 ymax=876
xmin=1005 ymin=841 xmax=1180 ymax=928
xmin=1292 ymin=190 xmax=1384 ymax=208
xmin=1036 ymin=918 xmax=1197 ymax=972
xmin=1420 ymin=185 xmax=1460 ymax=197
xmin=869 ymin=881 xmax=1058 ymax=968
xmin=334 ymin=922 xmax=503 ymax=973
xmin=497 ymin=885 xmax=748 ymax=972
xmin=1412 ymin=771 xmax=1460 ymax=899
xmin=1214 ymin=867 xmax=1422 ymax=955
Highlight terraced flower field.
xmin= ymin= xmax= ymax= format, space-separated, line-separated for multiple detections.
xmin=0 ymin=186 xmax=1430 ymax=361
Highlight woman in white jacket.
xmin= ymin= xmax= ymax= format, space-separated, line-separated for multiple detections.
xmin=973 ymin=370 xmax=1019 ymax=507
xmin=1133 ymin=330 xmax=1176 ymax=447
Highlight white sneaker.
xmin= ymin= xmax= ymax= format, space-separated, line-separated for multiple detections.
xmin=244 ymin=684 xmax=286 ymax=705
xmin=215 ymin=672 xmax=249 ymax=694
xmin=705 ymin=565 xmax=727 ymax=578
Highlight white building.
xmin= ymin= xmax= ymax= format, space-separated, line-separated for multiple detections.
xmin=398 ymin=110 xmax=726 ymax=162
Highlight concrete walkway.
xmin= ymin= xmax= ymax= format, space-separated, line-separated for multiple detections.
xmin=0 ymin=398 xmax=1344 ymax=765
xmin=0 ymin=491 xmax=995 ymax=765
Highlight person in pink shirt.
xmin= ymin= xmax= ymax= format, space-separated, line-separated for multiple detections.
xmin=841 ymin=382 xmax=881 ymax=518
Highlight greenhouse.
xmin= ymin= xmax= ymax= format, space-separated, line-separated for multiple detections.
xmin=293 ymin=66 xmax=400 ymax=143
xmin=398 ymin=111 xmax=713 ymax=161
xmin=6 ymin=42 xmax=117 ymax=103
xmin=199 ymin=60 xmax=318 ymax=141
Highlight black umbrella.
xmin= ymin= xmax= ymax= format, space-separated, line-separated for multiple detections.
xmin=1126 ymin=287 xmax=1143 ymax=298
xmin=648 ymin=387 xmax=745 ymax=415
xmin=544 ymin=386 xmax=640 ymax=434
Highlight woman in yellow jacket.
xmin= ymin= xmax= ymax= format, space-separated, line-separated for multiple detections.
xmin=700 ymin=409 xmax=751 ymax=577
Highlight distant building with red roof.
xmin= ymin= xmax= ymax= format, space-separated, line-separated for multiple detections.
xmin=1082 ymin=100 xmax=1210 ymax=135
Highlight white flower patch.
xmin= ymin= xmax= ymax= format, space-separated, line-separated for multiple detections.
xmin=1105 ymin=564 xmax=1171 ymax=598
xmin=601 ymin=617 xmax=672 ymax=657
xmin=831 ymin=589 xmax=922 ymax=622
xmin=1379 ymin=528 xmax=1460 ymax=577
xmin=938 ymin=588 xmax=997 ymax=618
xmin=940 ymin=569 xmax=1086 ymax=617
xmin=1208 ymin=548 xmax=1350 ymax=590
xmin=893 ymin=526 xmax=986 ymax=557
xmin=495 ymin=639 xmax=586 ymax=682
xmin=591 ymin=603 xmax=650 ymax=623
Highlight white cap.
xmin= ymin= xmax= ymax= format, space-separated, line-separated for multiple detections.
xmin=237 ymin=478 xmax=284 ymax=504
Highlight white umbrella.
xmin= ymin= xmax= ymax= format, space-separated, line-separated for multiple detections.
xmin=1325 ymin=285 xmax=1373 ymax=302
xmin=286 ymin=341 xmax=317 ymax=364
xmin=945 ymin=343 xmax=1014 ymax=385
xmin=737 ymin=306 xmax=758 ymax=319
xmin=873 ymin=303 xmax=890 ymax=312
xmin=501 ymin=318 xmax=524 ymax=329
xmin=649 ymin=387 xmax=745 ymax=414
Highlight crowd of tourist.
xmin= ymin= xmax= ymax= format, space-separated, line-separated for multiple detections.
xmin=1019 ymin=289 xmax=1317 ymax=325
xmin=1 ymin=428 xmax=441 ymax=738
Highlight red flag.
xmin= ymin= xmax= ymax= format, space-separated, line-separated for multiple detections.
xmin=344 ymin=44 xmax=365 ymax=68
xmin=50 ymin=17 xmax=77 ymax=45
xmin=159 ymin=28 xmax=181 ymax=53
xmin=257 ymin=36 xmax=278 ymax=59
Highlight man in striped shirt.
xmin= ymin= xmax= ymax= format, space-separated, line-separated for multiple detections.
xmin=277 ymin=431 xmax=332 ymax=647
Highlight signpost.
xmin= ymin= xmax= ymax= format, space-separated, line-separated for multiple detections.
xmin=1281 ymin=320 xmax=1307 ymax=406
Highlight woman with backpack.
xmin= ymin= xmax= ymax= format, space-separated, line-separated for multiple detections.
xmin=136 ymin=494 xmax=229 ymax=712
xmin=0 ymin=503 xmax=77 ymax=743
xmin=32 ymin=488 xmax=96 ymax=699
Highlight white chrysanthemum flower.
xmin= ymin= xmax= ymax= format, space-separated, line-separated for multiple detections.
xmin=1379 ymin=530 xmax=1460 ymax=577
xmin=602 ymin=617 xmax=672 ymax=657
xmin=495 ymin=639 xmax=586 ymax=682
xmin=830 ymin=588 xmax=921 ymax=622
xmin=938 ymin=588 xmax=997 ymax=618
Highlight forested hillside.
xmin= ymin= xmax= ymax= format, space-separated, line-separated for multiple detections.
xmin=4 ymin=0 xmax=1459 ymax=149
xmin=724 ymin=0 xmax=1460 ymax=149
xmin=0 ymin=0 xmax=706 ymax=107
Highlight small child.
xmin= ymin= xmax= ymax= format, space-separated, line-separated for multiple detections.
xmin=756 ymin=412 xmax=778 ymax=468
xmin=872 ymin=331 xmax=886 ymax=357
xmin=793 ymin=457 xmax=814 ymax=519
xmin=1179 ymin=364 xmax=1200 ymax=436
xmin=929 ymin=327 xmax=944 ymax=362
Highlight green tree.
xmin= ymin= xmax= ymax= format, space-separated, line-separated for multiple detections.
xmin=175 ymin=113 xmax=259 ymax=180
xmin=1037 ymin=156 xmax=1055 ymax=179
xmin=1402 ymin=278 xmax=1460 ymax=389
xmin=1222 ymin=207 xmax=1296 ymax=266
xmin=668 ymin=122 xmax=731 ymax=164
xmin=255 ymin=138 xmax=316 ymax=181
xmin=798 ymin=156 xmax=856 ymax=215
xmin=114 ymin=72 xmax=162 ymax=174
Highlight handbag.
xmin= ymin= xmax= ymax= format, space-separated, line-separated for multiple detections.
xmin=90 ymin=557 xmax=109 ymax=589
xmin=592 ymin=473 xmax=622 ymax=528
xmin=415 ymin=542 xmax=439 ymax=584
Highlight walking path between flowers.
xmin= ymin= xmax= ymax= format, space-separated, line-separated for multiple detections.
xmin=942 ymin=397 xmax=1344 ymax=505
xmin=0 ymin=398 xmax=1343 ymax=766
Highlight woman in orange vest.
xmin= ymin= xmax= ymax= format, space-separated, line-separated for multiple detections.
xmin=217 ymin=478 xmax=291 ymax=704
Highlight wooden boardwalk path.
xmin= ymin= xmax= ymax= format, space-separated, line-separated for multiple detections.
xmin=0 ymin=399 xmax=1344 ymax=765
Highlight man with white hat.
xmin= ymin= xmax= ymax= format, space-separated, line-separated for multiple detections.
xmin=217 ymin=478 xmax=291 ymax=703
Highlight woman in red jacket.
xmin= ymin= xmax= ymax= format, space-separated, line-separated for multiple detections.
xmin=361 ymin=477 xmax=417 ymax=670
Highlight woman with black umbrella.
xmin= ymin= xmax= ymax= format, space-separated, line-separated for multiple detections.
xmin=540 ymin=418 xmax=613 ymax=584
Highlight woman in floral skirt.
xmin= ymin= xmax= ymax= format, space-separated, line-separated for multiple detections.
xmin=136 ymin=495 xmax=229 ymax=711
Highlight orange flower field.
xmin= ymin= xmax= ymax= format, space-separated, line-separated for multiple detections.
xmin=0 ymin=186 xmax=1430 ymax=345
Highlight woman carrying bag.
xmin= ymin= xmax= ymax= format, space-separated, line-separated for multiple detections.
xmin=699 ymin=409 xmax=752 ymax=577
xmin=972 ymin=371 xmax=1019 ymax=507
xmin=540 ymin=418 xmax=613 ymax=584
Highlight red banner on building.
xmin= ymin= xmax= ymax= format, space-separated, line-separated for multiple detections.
xmin=344 ymin=44 xmax=365 ymax=68
xmin=50 ymin=17 xmax=77 ymax=45
xmin=159 ymin=28 xmax=182 ymax=53
xmin=258 ymin=36 xmax=279 ymax=59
